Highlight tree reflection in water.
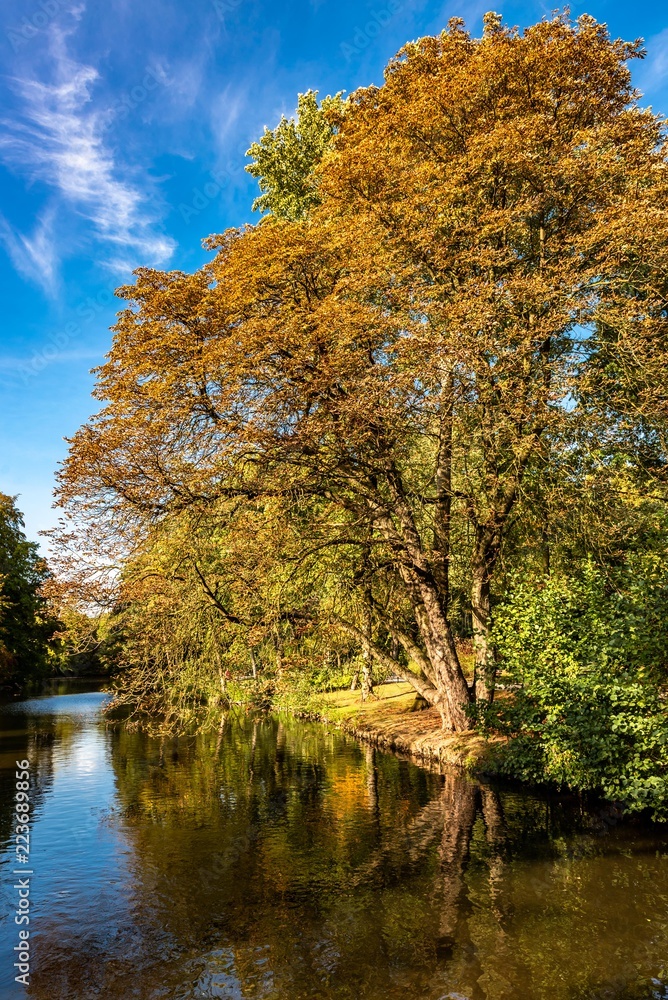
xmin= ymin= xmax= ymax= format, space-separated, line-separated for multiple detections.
xmin=5 ymin=709 xmax=667 ymax=1000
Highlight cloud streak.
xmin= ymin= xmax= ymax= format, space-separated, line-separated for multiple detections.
xmin=0 ymin=206 xmax=58 ymax=292
xmin=0 ymin=24 xmax=175 ymax=289
xmin=634 ymin=28 xmax=668 ymax=100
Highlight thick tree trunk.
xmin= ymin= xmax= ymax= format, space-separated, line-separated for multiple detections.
xmin=341 ymin=457 xmax=473 ymax=727
xmin=431 ymin=392 xmax=454 ymax=612
xmin=341 ymin=581 xmax=472 ymax=729
xmin=409 ymin=577 xmax=472 ymax=729
xmin=336 ymin=618 xmax=454 ymax=727
xmin=378 ymin=465 xmax=472 ymax=730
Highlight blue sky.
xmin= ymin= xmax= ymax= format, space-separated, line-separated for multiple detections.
xmin=0 ymin=0 xmax=667 ymax=545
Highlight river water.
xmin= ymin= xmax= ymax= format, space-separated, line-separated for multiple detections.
xmin=0 ymin=685 xmax=667 ymax=1000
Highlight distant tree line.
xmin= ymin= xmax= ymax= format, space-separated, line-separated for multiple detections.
xmin=0 ymin=493 xmax=56 ymax=691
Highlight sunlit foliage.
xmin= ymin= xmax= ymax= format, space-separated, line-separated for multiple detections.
xmin=51 ymin=13 xmax=668 ymax=808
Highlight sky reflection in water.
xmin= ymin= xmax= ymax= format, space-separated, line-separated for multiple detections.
xmin=0 ymin=688 xmax=667 ymax=1000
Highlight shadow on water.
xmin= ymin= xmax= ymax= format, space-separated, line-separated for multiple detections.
xmin=0 ymin=688 xmax=667 ymax=999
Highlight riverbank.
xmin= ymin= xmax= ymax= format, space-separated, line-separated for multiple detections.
xmin=286 ymin=682 xmax=503 ymax=774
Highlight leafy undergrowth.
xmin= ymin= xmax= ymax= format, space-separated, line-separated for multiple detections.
xmin=476 ymin=563 xmax=668 ymax=821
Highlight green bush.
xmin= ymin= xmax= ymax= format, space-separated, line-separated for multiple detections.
xmin=477 ymin=560 xmax=668 ymax=819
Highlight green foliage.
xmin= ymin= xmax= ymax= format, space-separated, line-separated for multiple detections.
xmin=245 ymin=90 xmax=344 ymax=220
xmin=51 ymin=16 xmax=668 ymax=809
xmin=477 ymin=561 xmax=668 ymax=818
xmin=54 ymin=607 xmax=123 ymax=677
xmin=0 ymin=493 xmax=56 ymax=689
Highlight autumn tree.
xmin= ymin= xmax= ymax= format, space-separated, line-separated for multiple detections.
xmin=313 ymin=12 xmax=667 ymax=705
xmin=56 ymin=14 xmax=668 ymax=731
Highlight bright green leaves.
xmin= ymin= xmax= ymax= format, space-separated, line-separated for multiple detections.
xmin=478 ymin=561 xmax=668 ymax=818
xmin=246 ymin=90 xmax=345 ymax=221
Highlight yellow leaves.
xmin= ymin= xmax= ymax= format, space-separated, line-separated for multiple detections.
xmin=60 ymin=18 xmax=663 ymax=505
xmin=50 ymin=13 xmax=668 ymax=723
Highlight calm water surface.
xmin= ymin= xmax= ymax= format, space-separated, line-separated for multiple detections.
xmin=0 ymin=685 xmax=667 ymax=1000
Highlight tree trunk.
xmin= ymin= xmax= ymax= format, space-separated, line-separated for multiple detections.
xmin=411 ymin=578 xmax=472 ymax=729
xmin=431 ymin=390 xmax=454 ymax=613
xmin=361 ymin=656 xmax=374 ymax=701
xmin=360 ymin=594 xmax=374 ymax=701
xmin=377 ymin=475 xmax=472 ymax=729
xmin=337 ymin=542 xmax=473 ymax=728
xmin=472 ymin=566 xmax=494 ymax=703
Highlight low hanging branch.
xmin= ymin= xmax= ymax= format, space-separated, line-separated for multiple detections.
xmin=332 ymin=616 xmax=454 ymax=728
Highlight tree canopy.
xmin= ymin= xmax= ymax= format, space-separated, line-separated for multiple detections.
xmin=245 ymin=90 xmax=344 ymax=220
xmin=52 ymin=13 xmax=668 ymax=811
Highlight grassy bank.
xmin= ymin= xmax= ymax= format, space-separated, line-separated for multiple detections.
xmin=284 ymin=681 xmax=503 ymax=773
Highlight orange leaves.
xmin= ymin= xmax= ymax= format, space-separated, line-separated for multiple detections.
xmin=321 ymin=13 xmax=654 ymax=290
xmin=58 ymin=13 xmax=668 ymax=546
xmin=52 ymin=14 xmax=668 ymax=721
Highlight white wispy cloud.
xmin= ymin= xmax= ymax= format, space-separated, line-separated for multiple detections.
xmin=210 ymin=85 xmax=248 ymax=156
xmin=0 ymin=24 xmax=175 ymax=290
xmin=0 ymin=207 xmax=59 ymax=293
xmin=634 ymin=28 xmax=668 ymax=99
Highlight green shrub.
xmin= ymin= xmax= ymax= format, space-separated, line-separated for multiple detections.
xmin=477 ymin=560 xmax=668 ymax=819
